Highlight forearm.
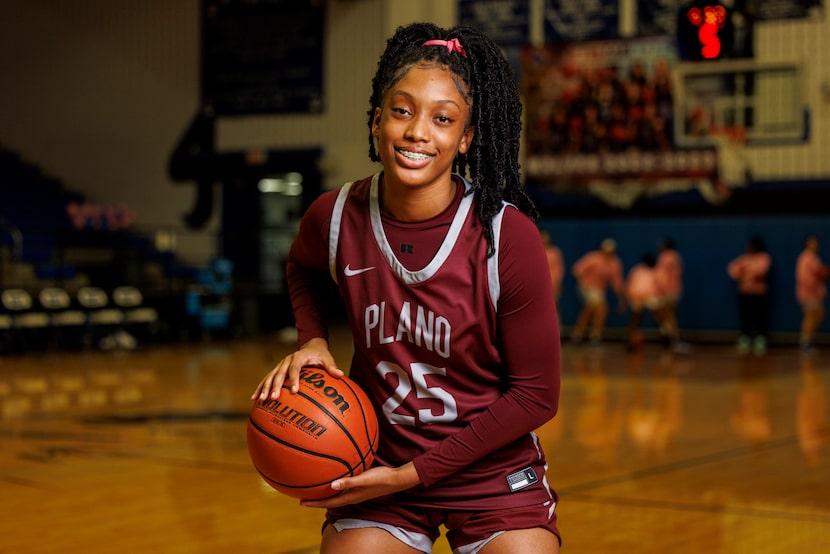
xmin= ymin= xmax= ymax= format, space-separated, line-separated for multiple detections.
xmin=414 ymin=261 xmax=561 ymax=485
xmin=413 ymin=383 xmax=558 ymax=486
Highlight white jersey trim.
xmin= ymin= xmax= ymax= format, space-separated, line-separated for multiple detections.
xmin=332 ymin=518 xmax=433 ymax=553
xmin=487 ymin=206 xmax=506 ymax=310
xmin=328 ymin=173 xmax=509 ymax=310
xmin=329 ymin=180 xmax=354 ymax=283
xmin=368 ymin=173 xmax=473 ymax=286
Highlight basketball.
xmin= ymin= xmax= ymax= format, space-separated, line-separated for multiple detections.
xmin=247 ymin=367 xmax=379 ymax=500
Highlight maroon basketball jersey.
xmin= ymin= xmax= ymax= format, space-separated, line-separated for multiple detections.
xmin=328 ymin=173 xmax=554 ymax=510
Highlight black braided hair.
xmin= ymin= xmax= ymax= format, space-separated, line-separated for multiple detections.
xmin=366 ymin=22 xmax=538 ymax=256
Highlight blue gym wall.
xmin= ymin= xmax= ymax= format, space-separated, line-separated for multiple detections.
xmin=541 ymin=214 xmax=830 ymax=338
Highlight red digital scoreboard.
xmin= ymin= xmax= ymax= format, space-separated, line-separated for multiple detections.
xmin=687 ymin=4 xmax=728 ymax=58
xmin=677 ymin=1 xmax=753 ymax=61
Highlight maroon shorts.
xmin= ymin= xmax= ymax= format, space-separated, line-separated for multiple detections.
xmin=325 ymin=496 xmax=560 ymax=553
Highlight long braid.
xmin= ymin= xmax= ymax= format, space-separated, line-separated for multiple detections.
xmin=367 ymin=23 xmax=538 ymax=257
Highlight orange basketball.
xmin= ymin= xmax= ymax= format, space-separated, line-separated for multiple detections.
xmin=247 ymin=367 xmax=379 ymax=499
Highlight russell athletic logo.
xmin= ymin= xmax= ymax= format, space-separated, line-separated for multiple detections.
xmin=344 ymin=264 xmax=375 ymax=277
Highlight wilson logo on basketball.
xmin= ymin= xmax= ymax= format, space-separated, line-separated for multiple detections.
xmin=298 ymin=369 xmax=352 ymax=415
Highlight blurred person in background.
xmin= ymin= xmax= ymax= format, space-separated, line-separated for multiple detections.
xmin=570 ymin=238 xmax=624 ymax=346
xmin=625 ymin=252 xmax=662 ymax=351
xmin=796 ymin=233 xmax=829 ymax=352
xmin=541 ymin=229 xmax=564 ymax=306
xmin=655 ymin=236 xmax=685 ymax=351
xmin=727 ymin=235 xmax=772 ymax=355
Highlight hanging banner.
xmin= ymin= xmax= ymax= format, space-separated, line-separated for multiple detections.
xmin=544 ymin=0 xmax=620 ymax=42
xmin=201 ymin=0 xmax=325 ymax=116
xmin=636 ymin=0 xmax=681 ymax=36
xmin=753 ymin=0 xmax=823 ymax=20
xmin=457 ymin=0 xmax=529 ymax=47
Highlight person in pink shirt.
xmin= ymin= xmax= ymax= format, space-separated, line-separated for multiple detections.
xmin=795 ymin=234 xmax=829 ymax=351
xmin=625 ymin=253 xmax=662 ymax=351
xmin=570 ymin=238 xmax=625 ymax=345
xmin=655 ymin=237 xmax=684 ymax=347
xmin=541 ymin=230 xmax=564 ymax=304
xmin=727 ymin=236 xmax=772 ymax=355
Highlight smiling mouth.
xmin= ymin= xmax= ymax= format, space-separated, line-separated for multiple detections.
xmin=396 ymin=148 xmax=434 ymax=161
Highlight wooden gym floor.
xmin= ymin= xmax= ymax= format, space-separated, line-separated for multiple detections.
xmin=1 ymin=326 xmax=828 ymax=553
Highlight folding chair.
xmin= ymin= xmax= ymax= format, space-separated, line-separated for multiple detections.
xmin=1 ymin=288 xmax=50 ymax=352
xmin=39 ymin=287 xmax=87 ymax=350
xmin=77 ymin=286 xmax=124 ymax=350
xmin=112 ymin=285 xmax=159 ymax=345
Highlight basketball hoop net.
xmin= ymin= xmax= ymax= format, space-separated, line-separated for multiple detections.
xmin=710 ymin=125 xmax=750 ymax=190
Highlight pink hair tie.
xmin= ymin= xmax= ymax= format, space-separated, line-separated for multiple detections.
xmin=423 ymin=38 xmax=467 ymax=58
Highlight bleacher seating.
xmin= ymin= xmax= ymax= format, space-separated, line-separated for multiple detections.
xmin=1 ymin=146 xmax=199 ymax=288
xmin=1 ymin=146 xmax=205 ymax=351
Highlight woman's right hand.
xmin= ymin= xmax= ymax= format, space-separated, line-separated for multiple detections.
xmin=251 ymin=337 xmax=343 ymax=401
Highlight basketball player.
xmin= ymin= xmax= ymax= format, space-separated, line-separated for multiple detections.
xmin=252 ymin=23 xmax=562 ymax=553
xmin=569 ymin=238 xmax=625 ymax=346
xmin=796 ymin=234 xmax=828 ymax=352
xmin=727 ymin=236 xmax=772 ymax=355
xmin=625 ymin=252 xmax=662 ymax=351
xmin=654 ymin=237 xmax=685 ymax=350
xmin=541 ymin=229 xmax=564 ymax=304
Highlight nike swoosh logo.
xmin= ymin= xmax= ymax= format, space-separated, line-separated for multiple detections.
xmin=344 ymin=264 xmax=376 ymax=277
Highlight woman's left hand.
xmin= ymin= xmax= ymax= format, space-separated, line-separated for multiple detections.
xmin=299 ymin=462 xmax=421 ymax=508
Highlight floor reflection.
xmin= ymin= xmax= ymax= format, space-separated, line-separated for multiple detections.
xmin=1 ymin=337 xmax=828 ymax=553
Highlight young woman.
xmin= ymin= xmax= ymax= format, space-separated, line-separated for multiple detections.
xmin=252 ymin=23 xmax=562 ymax=553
